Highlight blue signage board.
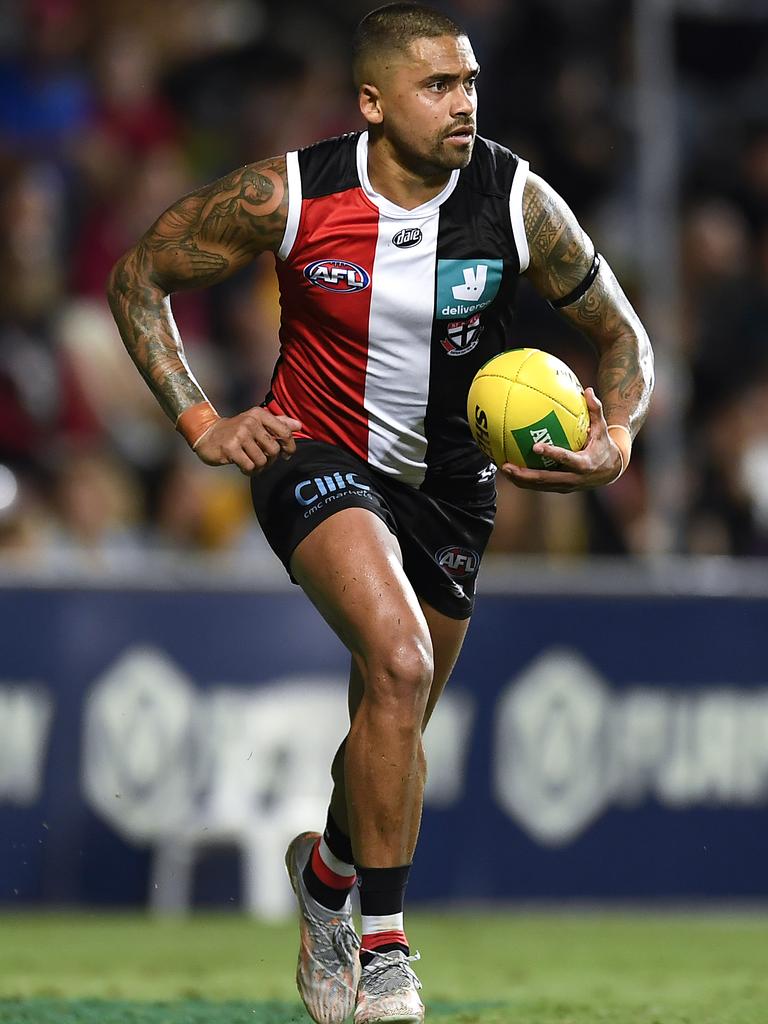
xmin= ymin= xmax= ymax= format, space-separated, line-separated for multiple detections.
xmin=0 ymin=584 xmax=765 ymax=911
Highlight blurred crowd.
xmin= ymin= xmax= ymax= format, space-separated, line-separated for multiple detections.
xmin=0 ymin=0 xmax=767 ymax=571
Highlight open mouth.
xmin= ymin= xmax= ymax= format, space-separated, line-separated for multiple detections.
xmin=446 ymin=127 xmax=475 ymax=143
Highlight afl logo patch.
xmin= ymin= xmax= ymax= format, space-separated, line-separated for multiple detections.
xmin=304 ymin=259 xmax=370 ymax=293
xmin=436 ymin=545 xmax=480 ymax=578
xmin=392 ymin=227 xmax=422 ymax=249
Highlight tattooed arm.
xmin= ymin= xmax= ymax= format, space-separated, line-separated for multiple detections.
xmin=107 ymin=157 xmax=301 ymax=474
xmin=501 ymin=171 xmax=655 ymax=492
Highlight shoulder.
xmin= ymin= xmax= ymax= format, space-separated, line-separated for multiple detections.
xmin=462 ymin=136 xmax=525 ymax=196
xmin=522 ymin=170 xmax=591 ymax=265
xmin=296 ymin=131 xmax=362 ymax=198
xmin=520 ymin=170 xmax=594 ymax=298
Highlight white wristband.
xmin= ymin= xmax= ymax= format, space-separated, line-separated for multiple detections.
xmin=607 ymin=424 xmax=632 ymax=481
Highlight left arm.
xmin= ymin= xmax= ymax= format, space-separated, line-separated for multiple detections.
xmin=503 ymin=171 xmax=655 ymax=492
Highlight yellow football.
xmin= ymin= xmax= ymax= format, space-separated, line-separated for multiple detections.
xmin=467 ymin=348 xmax=590 ymax=469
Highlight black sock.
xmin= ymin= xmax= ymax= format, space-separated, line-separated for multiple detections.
xmin=301 ymin=811 xmax=356 ymax=911
xmin=357 ymin=864 xmax=411 ymax=966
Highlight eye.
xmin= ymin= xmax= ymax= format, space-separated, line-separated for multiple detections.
xmin=466 ymin=76 xmax=478 ymax=91
xmin=429 ymin=80 xmax=449 ymax=93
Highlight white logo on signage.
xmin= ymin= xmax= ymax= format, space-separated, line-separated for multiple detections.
xmin=81 ymin=647 xmax=473 ymax=915
xmin=0 ymin=685 xmax=53 ymax=804
xmin=494 ymin=649 xmax=768 ymax=846
xmin=82 ymin=647 xmax=197 ymax=840
xmin=494 ymin=650 xmax=607 ymax=846
xmin=452 ymin=264 xmax=488 ymax=301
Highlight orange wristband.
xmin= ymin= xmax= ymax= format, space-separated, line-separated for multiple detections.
xmin=607 ymin=424 xmax=632 ymax=480
xmin=175 ymin=400 xmax=220 ymax=450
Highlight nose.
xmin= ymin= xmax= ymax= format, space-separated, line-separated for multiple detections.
xmin=452 ymin=83 xmax=475 ymax=118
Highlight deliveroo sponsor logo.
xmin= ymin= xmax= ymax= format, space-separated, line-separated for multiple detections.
xmin=436 ymin=259 xmax=503 ymax=320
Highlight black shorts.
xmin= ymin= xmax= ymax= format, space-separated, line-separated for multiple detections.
xmin=250 ymin=440 xmax=496 ymax=619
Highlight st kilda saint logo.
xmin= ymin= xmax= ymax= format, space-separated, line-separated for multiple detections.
xmin=441 ymin=313 xmax=484 ymax=356
xmin=304 ymin=259 xmax=370 ymax=293
xmin=392 ymin=227 xmax=422 ymax=249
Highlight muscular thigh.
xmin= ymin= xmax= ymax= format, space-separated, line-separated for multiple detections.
xmin=289 ymin=506 xmax=432 ymax=675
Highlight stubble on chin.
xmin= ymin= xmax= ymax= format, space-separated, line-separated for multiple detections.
xmin=435 ymin=139 xmax=474 ymax=170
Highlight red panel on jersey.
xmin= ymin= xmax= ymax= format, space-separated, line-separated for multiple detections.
xmin=271 ymin=188 xmax=378 ymax=462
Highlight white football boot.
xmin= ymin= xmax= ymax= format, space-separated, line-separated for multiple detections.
xmin=285 ymin=831 xmax=361 ymax=1024
xmin=354 ymin=949 xmax=425 ymax=1024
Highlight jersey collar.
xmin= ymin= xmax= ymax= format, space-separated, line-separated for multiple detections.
xmin=356 ymin=131 xmax=460 ymax=219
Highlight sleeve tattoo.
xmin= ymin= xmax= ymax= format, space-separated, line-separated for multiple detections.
xmin=522 ymin=172 xmax=655 ymax=437
xmin=107 ymin=157 xmax=289 ymax=422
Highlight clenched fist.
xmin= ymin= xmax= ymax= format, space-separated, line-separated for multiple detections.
xmin=194 ymin=407 xmax=303 ymax=475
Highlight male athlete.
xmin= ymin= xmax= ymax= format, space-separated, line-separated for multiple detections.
xmin=108 ymin=4 xmax=654 ymax=1022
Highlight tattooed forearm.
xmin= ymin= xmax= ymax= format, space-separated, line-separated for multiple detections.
xmin=107 ymin=156 xmax=288 ymax=422
xmin=567 ymin=261 xmax=655 ymax=434
xmin=523 ymin=172 xmax=654 ymax=436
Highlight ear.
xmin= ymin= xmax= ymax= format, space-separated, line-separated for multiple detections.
xmin=359 ymin=83 xmax=383 ymax=125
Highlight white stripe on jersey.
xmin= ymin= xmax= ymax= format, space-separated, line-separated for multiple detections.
xmin=357 ymin=132 xmax=456 ymax=486
xmin=277 ymin=150 xmax=302 ymax=261
xmin=365 ymin=210 xmax=438 ymax=486
xmin=509 ymin=157 xmax=530 ymax=273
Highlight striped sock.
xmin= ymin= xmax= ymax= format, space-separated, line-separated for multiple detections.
xmin=361 ymin=912 xmax=408 ymax=962
xmin=302 ymin=812 xmax=356 ymax=911
xmin=357 ymin=864 xmax=411 ymax=967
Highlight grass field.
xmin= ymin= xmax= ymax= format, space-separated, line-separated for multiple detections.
xmin=0 ymin=911 xmax=766 ymax=1023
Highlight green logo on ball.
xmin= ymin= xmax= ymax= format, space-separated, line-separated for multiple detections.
xmin=512 ymin=411 xmax=572 ymax=470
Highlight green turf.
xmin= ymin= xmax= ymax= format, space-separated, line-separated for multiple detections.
xmin=0 ymin=911 xmax=766 ymax=1023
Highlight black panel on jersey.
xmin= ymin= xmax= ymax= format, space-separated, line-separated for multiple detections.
xmin=422 ymin=137 xmax=524 ymax=486
xmin=298 ymin=132 xmax=361 ymax=199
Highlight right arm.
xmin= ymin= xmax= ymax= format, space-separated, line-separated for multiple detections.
xmin=107 ymin=156 xmax=301 ymax=474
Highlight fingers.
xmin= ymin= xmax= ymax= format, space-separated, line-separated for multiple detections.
xmin=248 ymin=408 xmax=303 ymax=459
xmin=500 ymin=390 xmax=620 ymax=491
xmin=276 ymin=415 xmax=304 ymax=433
xmin=195 ymin=407 xmax=303 ymax=474
xmin=501 ymin=462 xmax=583 ymax=493
xmin=234 ymin=428 xmax=280 ymax=475
xmin=531 ymin=442 xmax=585 ymax=471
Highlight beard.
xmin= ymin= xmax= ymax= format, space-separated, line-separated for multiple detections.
xmin=435 ymin=135 xmax=475 ymax=169
xmin=404 ymin=132 xmax=475 ymax=176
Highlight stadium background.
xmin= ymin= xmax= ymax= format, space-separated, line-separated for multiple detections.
xmin=1 ymin=1 xmax=768 ymax=1022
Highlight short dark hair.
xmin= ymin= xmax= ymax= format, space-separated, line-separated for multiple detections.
xmin=352 ymin=3 xmax=467 ymax=87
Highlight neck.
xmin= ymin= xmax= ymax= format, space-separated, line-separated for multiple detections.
xmin=365 ymin=131 xmax=452 ymax=210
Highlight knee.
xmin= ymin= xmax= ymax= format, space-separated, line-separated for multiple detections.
xmin=364 ymin=636 xmax=434 ymax=721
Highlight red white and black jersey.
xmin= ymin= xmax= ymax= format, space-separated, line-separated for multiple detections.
xmin=266 ymin=130 xmax=529 ymax=490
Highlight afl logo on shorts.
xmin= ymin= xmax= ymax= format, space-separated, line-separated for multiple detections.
xmin=436 ymin=545 xmax=479 ymax=578
xmin=304 ymin=259 xmax=370 ymax=293
xmin=392 ymin=227 xmax=422 ymax=249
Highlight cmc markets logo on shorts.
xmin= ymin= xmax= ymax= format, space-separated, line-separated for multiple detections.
xmin=392 ymin=227 xmax=422 ymax=249
xmin=295 ymin=471 xmax=371 ymax=506
xmin=436 ymin=545 xmax=479 ymax=577
xmin=303 ymin=259 xmax=370 ymax=293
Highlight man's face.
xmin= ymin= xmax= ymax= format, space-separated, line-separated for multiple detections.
xmin=363 ymin=34 xmax=479 ymax=174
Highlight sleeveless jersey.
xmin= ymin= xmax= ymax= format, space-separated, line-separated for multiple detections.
xmin=267 ymin=130 xmax=530 ymax=490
